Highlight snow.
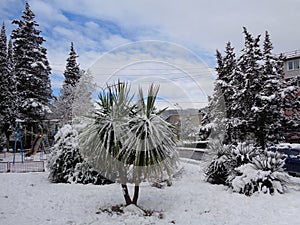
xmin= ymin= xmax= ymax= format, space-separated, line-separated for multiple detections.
xmin=276 ymin=143 xmax=300 ymax=149
xmin=1 ymin=160 xmax=300 ymax=225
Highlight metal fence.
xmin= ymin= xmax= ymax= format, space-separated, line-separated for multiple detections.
xmin=0 ymin=161 xmax=45 ymax=173
xmin=176 ymin=147 xmax=208 ymax=160
xmin=0 ymin=162 xmax=9 ymax=173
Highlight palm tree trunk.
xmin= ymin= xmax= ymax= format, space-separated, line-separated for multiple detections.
xmin=132 ymin=168 xmax=141 ymax=205
xmin=121 ymin=184 xmax=132 ymax=205
xmin=119 ymin=167 xmax=132 ymax=205
xmin=132 ymin=184 xmax=139 ymax=205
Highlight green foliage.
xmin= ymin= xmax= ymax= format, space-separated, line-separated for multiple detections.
xmin=205 ymin=28 xmax=285 ymax=147
xmin=206 ymin=142 xmax=289 ymax=196
xmin=48 ymin=124 xmax=82 ymax=183
xmin=206 ymin=142 xmax=258 ymax=184
xmin=48 ymin=124 xmax=111 ymax=185
xmin=229 ymin=151 xmax=289 ymax=196
xmin=11 ymin=2 xmax=52 ymax=122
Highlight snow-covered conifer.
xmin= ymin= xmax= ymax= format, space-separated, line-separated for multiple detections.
xmin=48 ymin=124 xmax=110 ymax=185
xmin=281 ymin=77 xmax=300 ymax=135
xmin=72 ymin=70 xmax=95 ymax=128
xmin=63 ymin=42 xmax=80 ymax=87
xmin=207 ymin=28 xmax=286 ymax=147
xmin=11 ymin=2 xmax=52 ymax=123
xmin=251 ymin=32 xmax=284 ymax=147
xmin=56 ymin=43 xmax=81 ymax=125
xmin=0 ymin=22 xmax=16 ymax=150
xmin=48 ymin=124 xmax=82 ymax=183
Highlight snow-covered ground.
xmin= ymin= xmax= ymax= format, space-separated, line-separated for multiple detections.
xmin=1 ymin=159 xmax=300 ymax=225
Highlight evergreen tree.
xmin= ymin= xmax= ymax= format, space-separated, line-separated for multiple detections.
xmin=56 ymin=83 xmax=76 ymax=125
xmin=281 ymin=77 xmax=300 ymax=137
xmin=206 ymin=28 xmax=286 ymax=148
xmin=57 ymin=42 xmax=81 ymax=125
xmin=216 ymin=42 xmax=238 ymax=143
xmin=11 ymin=2 xmax=52 ymax=123
xmin=252 ymin=32 xmax=284 ymax=147
xmin=72 ymin=70 xmax=96 ymax=127
xmin=235 ymin=27 xmax=263 ymax=142
xmin=48 ymin=124 xmax=112 ymax=185
xmin=63 ymin=42 xmax=80 ymax=87
xmin=0 ymin=22 xmax=16 ymax=150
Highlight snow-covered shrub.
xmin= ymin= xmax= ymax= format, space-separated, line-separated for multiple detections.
xmin=230 ymin=143 xmax=259 ymax=166
xmin=206 ymin=142 xmax=259 ymax=184
xmin=72 ymin=161 xmax=113 ymax=185
xmin=205 ymin=143 xmax=234 ymax=184
xmin=48 ymin=124 xmax=82 ymax=183
xmin=48 ymin=124 xmax=111 ymax=185
xmin=229 ymin=151 xmax=289 ymax=196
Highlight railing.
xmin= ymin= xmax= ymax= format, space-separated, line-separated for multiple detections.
xmin=176 ymin=147 xmax=208 ymax=161
xmin=0 ymin=161 xmax=45 ymax=173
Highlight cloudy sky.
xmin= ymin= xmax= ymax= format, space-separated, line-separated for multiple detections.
xmin=1 ymin=0 xmax=299 ymax=108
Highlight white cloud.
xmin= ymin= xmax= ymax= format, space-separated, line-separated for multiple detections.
xmin=3 ymin=0 xmax=298 ymax=105
xmin=88 ymin=41 xmax=215 ymax=109
xmin=30 ymin=0 xmax=68 ymax=23
xmin=101 ymin=35 xmax=132 ymax=51
xmin=43 ymin=0 xmax=300 ymax=54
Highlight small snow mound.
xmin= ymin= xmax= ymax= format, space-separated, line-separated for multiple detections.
xmin=123 ymin=204 xmax=145 ymax=216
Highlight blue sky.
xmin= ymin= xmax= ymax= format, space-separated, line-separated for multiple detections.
xmin=1 ymin=0 xmax=299 ymax=108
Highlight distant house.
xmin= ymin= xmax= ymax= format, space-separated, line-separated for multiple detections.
xmin=283 ymin=50 xmax=300 ymax=82
xmin=162 ymin=109 xmax=203 ymax=141
xmin=282 ymin=50 xmax=300 ymax=142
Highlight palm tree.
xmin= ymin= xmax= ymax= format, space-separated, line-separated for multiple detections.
xmin=80 ymin=81 xmax=179 ymax=205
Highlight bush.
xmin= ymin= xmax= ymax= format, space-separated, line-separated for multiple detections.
xmin=205 ymin=142 xmax=259 ymax=185
xmin=205 ymin=142 xmax=289 ymax=195
xmin=205 ymin=143 xmax=233 ymax=184
xmin=229 ymin=151 xmax=289 ymax=196
xmin=48 ymin=124 xmax=111 ymax=185
xmin=48 ymin=124 xmax=82 ymax=183
xmin=72 ymin=161 xmax=113 ymax=185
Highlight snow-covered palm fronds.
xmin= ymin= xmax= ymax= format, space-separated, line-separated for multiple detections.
xmin=79 ymin=81 xmax=134 ymax=182
xmin=80 ymin=82 xmax=178 ymax=180
xmin=79 ymin=81 xmax=179 ymax=205
xmin=205 ymin=142 xmax=288 ymax=196
xmin=205 ymin=142 xmax=258 ymax=185
xmin=119 ymin=84 xmax=178 ymax=180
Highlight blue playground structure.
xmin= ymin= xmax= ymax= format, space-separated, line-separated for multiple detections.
xmin=13 ymin=119 xmax=25 ymax=163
